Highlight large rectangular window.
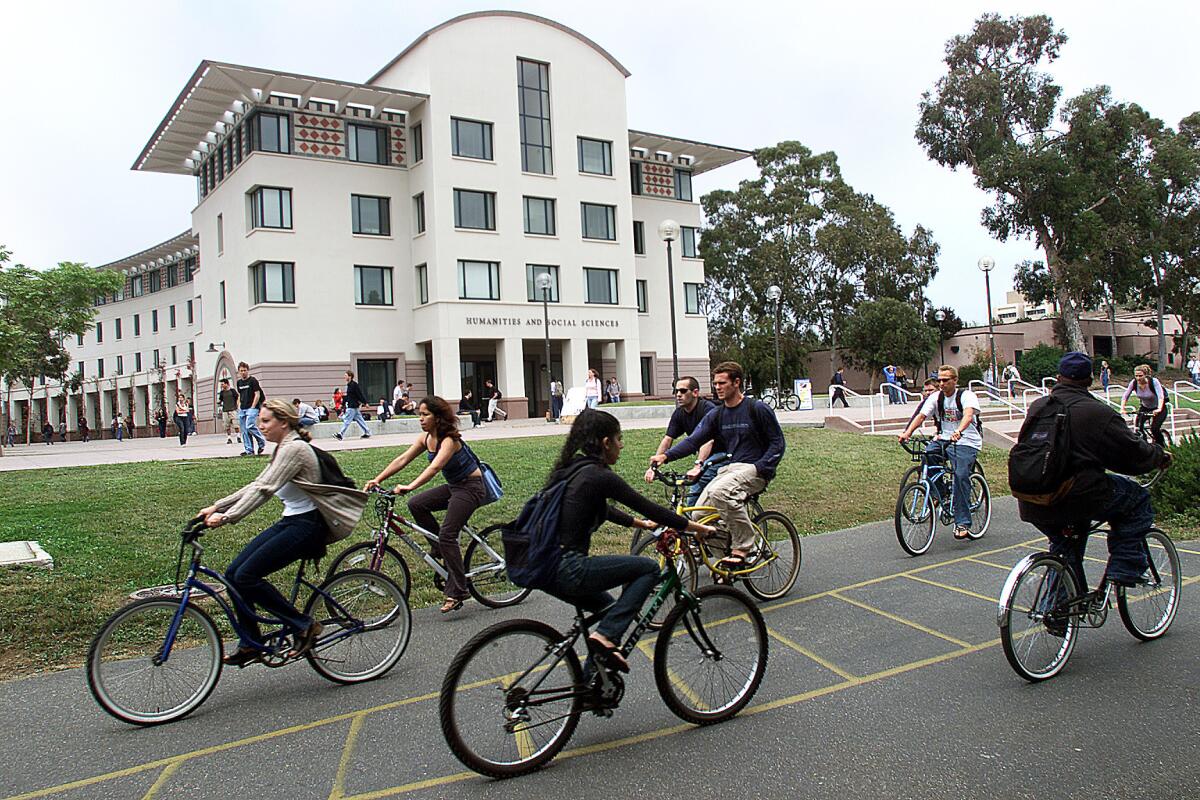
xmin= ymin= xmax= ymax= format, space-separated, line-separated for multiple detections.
xmin=169 ymin=305 xmax=177 ymax=328
xmin=250 ymin=111 xmax=290 ymax=154
xmin=578 ymin=137 xmax=612 ymax=175
xmin=251 ymin=187 xmax=293 ymax=229
xmin=584 ymin=267 xmax=618 ymax=305
xmin=351 ymin=194 xmax=390 ymax=235
xmin=630 ymin=162 xmax=642 ymax=195
xmin=149 ymin=270 xmax=161 ymax=293
xmin=581 ymin=203 xmax=616 ymax=240
xmin=96 ymin=321 xmax=103 ymax=343
xmin=184 ymin=257 xmax=195 ymax=282
xmin=186 ymin=300 xmax=194 ymax=324
xmin=116 ymin=355 xmax=124 ymax=375
xmin=348 ymin=123 xmax=387 ymax=164
xmin=250 ymin=261 xmax=295 ymax=305
xmin=526 ymin=264 xmax=560 ymax=302
xmin=135 ymin=352 xmax=142 ymax=372
xmin=354 ymin=265 xmax=393 ymax=306
xmin=451 ymin=118 xmax=493 ymax=160
xmin=415 ymin=264 xmax=428 ymax=305
xmin=166 ymin=263 xmax=178 ymax=287
xmin=458 ymin=260 xmax=500 ymax=300
xmin=131 ymin=276 xmax=144 ymax=297
xmin=633 ymin=221 xmax=645 ymax=255
xmin=411 ymin=123 xmax=423 ymax=162
xmin=97 ymin=358 xmax=104 ymax=378
xmin=412 ymin=193 xmax=425 ymax=234
xmin=684 ymin=282 xmax=702 ymax=314
xmin=454 ymin=189 xmax=496 ymax=230
xmin=523 ymin=196 xmax=556 ymax=235
xmin=133 ymin=313 xmax=141 ymax=336
xmin=151 ymin=309 xmax=159 ymax=332
xmin=114 ymin=318 xmax=122 ymax=340
xmin=518 ymin=58 xmax=552 ymax=174
xmin=636 ymin=279 xmax=648 ymax=313
xmin=675 ymin=168 xmax=693 ymax=201
xmin=681 ymin=226 xmax=699 ymax=258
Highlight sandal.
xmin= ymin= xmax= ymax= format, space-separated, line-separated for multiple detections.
xmin=287 ymin=621 xmax=324 ymax=659
xmin=715 ymin=553 xmax=749 ymax=571
xmin=587 ymin=637 xmax=630 ymax=674
xmin=953 ymin=526 xmax=971 ymax=540
xmin=222 ymin=647 xmax=261 ymax=668
xmin=440 ymin=597 xmax=465 ymax=614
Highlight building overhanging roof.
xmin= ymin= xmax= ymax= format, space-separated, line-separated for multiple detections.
xmin=627 ymin=130 xmax=752 ymax=176
xmin=95 ymin=231 xmax=198 ymax=274
xmin=134 ymin=61 xmax=429 ymax=175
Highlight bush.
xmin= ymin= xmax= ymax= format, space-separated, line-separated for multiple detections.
xmin=958 ymin=364 xmax=983 ymax=384
xmin=1016 ymin=343 xmax=1063 ymax=384
xmin=1151 ymin=431 xmax=1200 ymax=517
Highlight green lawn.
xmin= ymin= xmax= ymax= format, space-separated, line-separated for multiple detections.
xmin=2 ymin=428 xmax=1009 ymax=678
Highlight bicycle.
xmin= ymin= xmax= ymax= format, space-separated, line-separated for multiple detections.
xmin=997 ymin=519 xmax=1181 ymax=682
xmin=759 ymin=386 xmax=801 ymax=412
xmin=87 ymin=517 xmax=411 ymax=725
xmin=326 ymin=488 xmax=530 ymax=609
xmin=894 ymin=436 xmax=991 ymax=556
xmin=438 ymin=528 xmax=768 ymax=778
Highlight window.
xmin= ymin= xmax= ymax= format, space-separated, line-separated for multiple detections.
xmin=630 ymin=162 xmax=642 ymax=195
xmin=97 ymin=359 xmax=104 ymax=378
xmin=153 ymin=349 xmax=160 ymax=368
xmin=675 ymin=168 xmax=693 ymax=201
xmin=523 ymin=196 xmax=556 ymax=235
xmin=412 ymin=193 xmax=425 ymax=234
xmin=135 ymin=352 xmax=142 ymax=372
xmin=169 ymin=305 xmax=177 ymax=328
xmin=250 ymin=261 xmax=295 ymax=304
xmin=151 ymin=309 xmax=159 ymax=332
xmin=95 ymin=294 xmax=106 ymax=306
xmin=166 ymin=263 xmax=178 ymax=287
xmin=133 ymin=314 xmax=141 ymax=336
xmin=250 ymin=187 xmax=293 ymax=229
xmin=170 ymin=345 xmax=177 ymax=365
xmin=415 ymin=264 xmax=428 ymax=304
xmin=454 ymin=189 xmax=496 ymax=230
xmin=518 ymin=58 xmax=552 ymax=174
xmin=633 ymin=221 xmax=645 ymax=255
xmin=76 ymin=333 xmax=83 ymax=346
xmin=354 ymin=265 xmax=393 ymax=306
xmin=348 ymin=123 xmax=387 ymax=164
xmin=578 ymin=137 xmax=613 ymax=175
xmin=681 ymin=226 xmax=699 ymax=258
xmin=96 ymin=322 xmax=103 ymax=343
xmin=250 ymin=111 xmax=290 ymax=154
xmin=451 ymin=118 xmax=493 ymax=160
xmin=458 ymin=260 xmax=500 ymax=300
xmin=188 ymin=342 xmax=195 ymax=361
xmin=526 ymin=264 xmax=560 ymax=302
xmin=116 ymin=355 xmax=124 ymax=375
xmin=581 ymin=203 xmax=616 ymax=240
xmin=636 ymin=279 xmax=648 ymax=313
xmin=186 ymin=300 xmax=194 ymax=324
xmin=219 ymin=281 xmax=226 ymax=320
xmin=78 ymin=361 xmax=84 ymax=378
xmin=131 ymin=276 xmax=144 ymax=297
xmin=113 ymin=286 xmax=124 ymax=301
xmin=411 ymin=123 xmax=423 ymax=162
xmin=684 ymin=282 xmax=702 ymax=314
xmin=217 ymin=214 xmax=224 ymax=255
xmin=584 ymin=267 xmax=618 ymax=305
xmin=351 ymin=194 xmax=390 ymax=235
xmin=184 ymin=257 xmax=195 ymax=282
xmin=115 ymin=318 xmax=122 ymax=340
xmin=149 ymin=270 xmax=161 ymax=293
xmin=357 ymin=358 xmax=396 ymax=406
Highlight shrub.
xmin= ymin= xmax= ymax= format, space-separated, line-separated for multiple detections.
xmin=1151 ymin=431 xmax=1200 ymax=517
xmin=958 ymin=364 xmax=983 ymax=384
xmin=1016 ymin=343 xmax=1063 ymax=384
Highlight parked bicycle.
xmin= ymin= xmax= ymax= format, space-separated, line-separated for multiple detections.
xmin=326 ymin=488 xmax=530 ymax=609
xmin=759 ymin=386 xmax=800 ymax=412
xmin=439 ymin=528 xmax=768 ymax=778
xmin=894 ymin=436 xmax=991 ymax=556
xmin=997 ymin=520 xmax=1181 ymax=682
xmin=87 ymin=517 xmax=410 ymax=725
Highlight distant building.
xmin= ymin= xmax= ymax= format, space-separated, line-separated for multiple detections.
xmin=994 ymin=291 xmax=1056 ymax=323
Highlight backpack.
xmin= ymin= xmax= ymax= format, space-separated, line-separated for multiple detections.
xmin=500 ymin=460 xmax=592 ymax=590
xmin=1007 ymin=394 xmax=1076 ymax=505
xmin=308 ymin=443 xmax=355 ymax=488
xmin=935 ymin=389 xmax=983 ymax=436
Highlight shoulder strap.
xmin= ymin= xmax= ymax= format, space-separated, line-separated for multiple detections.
xmin=955 ymin=388 xmax=965 ymax=414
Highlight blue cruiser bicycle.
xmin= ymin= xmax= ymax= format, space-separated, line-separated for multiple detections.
xmin=894 ymin=436 xmax=991 ymax=556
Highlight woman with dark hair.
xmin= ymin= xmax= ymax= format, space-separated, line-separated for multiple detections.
xmin=365 ymin=396 xmax=486 ymax=614
xmin=542 ymin=409 xmax=716 ymax=672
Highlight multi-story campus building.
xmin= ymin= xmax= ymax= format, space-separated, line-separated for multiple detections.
xmin=5 ymin=11 xmax=748 ymax=436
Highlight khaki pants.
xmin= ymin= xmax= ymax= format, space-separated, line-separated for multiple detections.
xmin=695 ymin=463 xmax=766 ymax=554
xmin=223 ymin=410 xmax=239 ymax=436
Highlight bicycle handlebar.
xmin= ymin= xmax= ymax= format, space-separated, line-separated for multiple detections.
xmin=181 ymin=516 xmax=207 ymax=542
xmin=651 ymin=453 xmax=730 ymax=486
xmin=898 ymin=435 xmax=931 ymax=457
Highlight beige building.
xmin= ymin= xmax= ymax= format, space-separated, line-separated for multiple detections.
xmin=994 ymin=291 xmax=1056 ymax=323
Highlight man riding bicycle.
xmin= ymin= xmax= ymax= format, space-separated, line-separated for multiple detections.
xmin=650 ymin=361 xmax=785 ymax=570
xmin=644 ymin=376 xmax=725 ymax=504
xmin=898 ymin=365 xmax=982 ymax=540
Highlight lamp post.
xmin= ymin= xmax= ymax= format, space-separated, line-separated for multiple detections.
xmin=978 ymin=257 xmax=998 ymax=386
xmin=658 ymin=219 xmax=681 ymax=384
xmin=766 ymin=284 xmax=782 ymax=397
xmin=536 ymin=271 xmax=554 ymax=419
xmin=934 ymin=309 xmax=947 ymax=366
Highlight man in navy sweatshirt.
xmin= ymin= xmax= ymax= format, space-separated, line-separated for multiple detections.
xmin=651 ymin=361 xmax=786 ymax=568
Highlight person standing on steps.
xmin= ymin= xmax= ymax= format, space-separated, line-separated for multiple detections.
xmin=236 ymin=362 xmax=267 ymax=456
xmin=333 ymin=370 xmax=371 ymax=440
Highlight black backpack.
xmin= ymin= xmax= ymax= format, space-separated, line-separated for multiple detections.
xmin=935 ymin=389 xmax=983 ymax=436
xmin=501 ymin=460 xmax=591 ymax=590
xmin=1008 ymin=394 xmax=1076 ymax=505
xmin=308 ymin=443 xmax=355 ymax=488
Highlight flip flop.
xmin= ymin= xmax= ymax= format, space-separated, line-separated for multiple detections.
xmin=954 ymin=526 xmax=971 ymax=540
xmin=587 ymin=638 xmax=630 ymax=673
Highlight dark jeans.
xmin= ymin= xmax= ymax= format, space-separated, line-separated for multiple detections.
xmin=686 ymin=451 xmax=729 ymax=507
xmin=831 ymin=387 xmax=849 ymax=408
xmin=925 ymin=440 xmax=978 ymax=528
xmin=547 ymin=550 xmax=659 ymax=642
xmin=551 ymin=394 xmax=563 ymax=419
xmin=407 ymin=477 xmax=486 ymax=601
xmin=1140 ymin=405 xmax=1169 ymax=447
xmin=1034 ymin=474 xmax=1154 ymax=590
xmin=157 ymin=420 xmax=166 ymax=438
xmin=174 ymin=415 xmax=189 ymax=445
xmin=225 ymin=509 xmax=328 ymax=648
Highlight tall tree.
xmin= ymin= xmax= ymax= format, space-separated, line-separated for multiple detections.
xmin=841 ymin=298 xmax=939 ymax=386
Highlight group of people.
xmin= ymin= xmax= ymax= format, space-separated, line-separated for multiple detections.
xmin=582 ymin=369 xmax=623 ymax=408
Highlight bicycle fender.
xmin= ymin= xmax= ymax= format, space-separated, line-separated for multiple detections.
xmin=996 ymin=553 xmax=1046 ymax=627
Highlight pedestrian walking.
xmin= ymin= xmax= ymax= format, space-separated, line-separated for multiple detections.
xmin=112 ymin=413 xmax=125 ymax=442
xmin=831 ymin=367 xmax=850 ymax=408
xmin=5 ymin=421 xmax=15 ymax=447
xmin=1100 ymin=360 xmax=1111 ymax=391
xmin=333 ymin=370 xmax=371 ymax=440
xmin=484 ymin=379 xmax=507 ymax=421
xmin=78 ymin=415 xmax=90 ymax=443
xmin=58 ymin=420 xmax=67 ymax=443
xmin=42 ymin=420 xmax=54 ymax=445
xmin=218 ymin=378 xmax=240 ymax=444
xmin=550 ymin=376 xmax=564 ymax=420
xmin=236 ymin=362 xmax=267 ymax=455
xmin=173 ymin=392 xmax=192 ymax=446
xmin=155 ymin=405 xmax=167 ymax=438
xmin=584 ymin=369 xmax=602 ymax=409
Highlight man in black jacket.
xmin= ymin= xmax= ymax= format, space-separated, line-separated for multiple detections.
xmin=1017 ymin=352 xmax=1170 ymax=591
xmin=334 ymin=370 xmax=371 ymax=440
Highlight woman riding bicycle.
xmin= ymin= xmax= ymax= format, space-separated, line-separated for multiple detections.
xmin=198 ymin=399 xmax=367 ymax=667
xmin=1120 ymin=364 xmax=1169 ymax=447
xmin=542 ymin=409 xmax=716 ymax=672
xmin=365 ymin=396 xmax=485 ymax=614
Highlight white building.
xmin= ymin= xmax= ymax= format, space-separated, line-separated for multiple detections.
xmin=6 ymin=11 xmax=749 ymax=435
xmin=994 ymin=291 xmax=1057 ymax=323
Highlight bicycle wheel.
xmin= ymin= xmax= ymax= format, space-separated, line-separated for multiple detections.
xmin=654 ymin=585 xmax=768 ymax=724
xmin=897 ymin=465 xmax=921 ymax=495
xmin=895 ymin=481 xmax=935 ymax=556
xmin=782 ymin=393 xmax=800 ymax=411
xmin=1117 ymin=529 xmax=1181 ymax=641
xmin=634 ymin=533 xmax=699 ymax=629
xmin=325 ymin=541 xmax=412 ymax=597
xmin=440 ymin=619 xmax=583 ymax=778
xmin=999 ymin=555 xmax=1080 ymax=682
xmin=464 ymin=525 xmax=533 ymax=608
xmin=305 ymin=569 xmax=410 ymax=684
xmin=967 ymin=474 xmax=991 ymax=540
xmin=742 ymin=511 xmax=801 ymax=600
xmin=87 ymin=598 xmax=223 ymax=725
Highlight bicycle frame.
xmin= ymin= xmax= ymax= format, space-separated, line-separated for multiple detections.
xmin=654 ymin=468 xmax=773 ymax=578
xmin=903 ymin=439 xmax=959 ymax=519
xmin=370 ymin=498 xmax=504 ymax=583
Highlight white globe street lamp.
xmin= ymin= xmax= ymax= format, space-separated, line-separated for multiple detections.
xmin=978 ymin=257 xmax=998 ymax=385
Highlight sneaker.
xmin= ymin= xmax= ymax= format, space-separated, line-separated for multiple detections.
xmin=226 ymin=437 xmax=232 ymax=444
xmin=257 ymin=445 xmax=265 ymax=455
xmin=360 ymin=434 xmax=371 ymax=439
xmin=239 ymin=452 xmax=252 ymax=457
xmin=333 ymin=433 xmax=343 ymax=440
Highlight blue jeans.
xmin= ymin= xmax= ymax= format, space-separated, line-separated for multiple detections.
xmin=338 ymin=406 xmax=370 ymax=437
xmin=548 ymin=550 xmax=659 ymax=642
xmin=551 ymin=395 xmax=563 ymax=419
xmin=925 ymin=440 xmax=978 ymax=528
xmin=239 ymin=408 xmax=266 ymax=454
xmin=586 ymin=396 xmax=599 ymax=409
xmin=225 ymin=510 xmax=328 ymax=648
xmin=299 ymin=417 xmax=318 ymax=428
xmin=686 ymin=451 xmax=729 ymax=507
xmin=1035 ymin=474 xmax=1154 ymax=590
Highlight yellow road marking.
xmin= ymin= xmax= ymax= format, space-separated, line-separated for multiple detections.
xmin=903 ymin=573 xmax=997 ymax=603
xmin=831 ymin=591 xmax=972 ymax=648
xmin=766 ymin=627 xmax=857 ymax=680
xmin=513 ymin=724 xmax=537 ymax=761
xmin=139 ymin=761 xmax=181 ymax=800
xmin=965 ymin=556 xmax=1018 ymax=571
xmin=328 ymin=713 xmax=367 ymax=800
xmin=636 ymin=640 xmax=708 ymax=709
xmin=1175 ymin=545 xmax=1200 ymax=556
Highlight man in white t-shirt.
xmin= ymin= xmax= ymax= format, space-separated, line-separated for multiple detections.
xmin=898 ymin=364 xmax=982 ymax=540
xmin=1188 ymin=357 xmax=1199 ymax=385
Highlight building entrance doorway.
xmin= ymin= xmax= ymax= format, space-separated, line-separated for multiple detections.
xmin=461 ymin=360 xmax=496 ymax=413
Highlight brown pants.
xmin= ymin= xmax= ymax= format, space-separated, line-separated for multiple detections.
xmin=407 ymin=477 xmax=486 ymax=600
xmin=695 ymin=463 xmax=766 ymax=554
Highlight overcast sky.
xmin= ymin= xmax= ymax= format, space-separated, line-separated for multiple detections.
xmin=1 ymin=1 xmax=1195 ymax=324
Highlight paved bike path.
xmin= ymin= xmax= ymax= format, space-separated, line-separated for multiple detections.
xmin=2 ymin=497 xmax=1198 ymax=800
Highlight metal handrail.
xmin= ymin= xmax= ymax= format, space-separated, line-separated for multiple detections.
xmin=1170 ymin=381 xmax=1199 ymax=440
xmin=1041 ymin=376 xmax=1058 ymax=390
xmin=967 ymin=381 xmax=1026 ymax=421
xmin=872 ymin=382 xmax=923 ymax=435
xmin=826 ymin=383 xmax=863 ymax=410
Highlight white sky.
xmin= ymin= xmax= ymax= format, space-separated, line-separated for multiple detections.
xmin=1 ymin=1 xmax=1195 ymax=325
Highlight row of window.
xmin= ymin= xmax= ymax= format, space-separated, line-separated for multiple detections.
xmin=78 ymin=342 xmax=194 ymax=380
xmin=90 ymin=301 xmax=196 ymax=345
xmin=95 ymin=258 xmax=195 ymax=306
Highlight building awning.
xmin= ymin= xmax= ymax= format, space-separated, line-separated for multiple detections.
xmin=627 ymin=129 xmax=752 ymax=176
xmin=95 ymin=231 xmax=198 ymax=274
xmin=134 ymin=61 xmax=429 ymax=175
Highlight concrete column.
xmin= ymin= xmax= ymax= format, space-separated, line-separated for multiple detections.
xmin=133 ymin=386 xmax=149 ymax=427
xmin=430 ymin=337 xmax=461 ymax=401
xmin=561 ymin=337 xmax=590 ymax=394
xmin=496 ymin=337 xmax=525 ymax=400
xmin=614 ymin=339 xmax=642 ymax=397
xmin=99 ymin=389 xmax=114 ymax=433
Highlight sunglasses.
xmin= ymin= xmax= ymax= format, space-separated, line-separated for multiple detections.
xmin=938 ymin=377 xmax=955 ymax=382
xmin=673 ymin=388 xmax=691 ymax=394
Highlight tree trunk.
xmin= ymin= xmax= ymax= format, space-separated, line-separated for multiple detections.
xmin=1156 ymin=294 xmax=1167 ymax=368
xmin=1108 ymin=301 xmax=1118 ymax=359
xmin=1044 ymin=245 xmax=1086 ymax=353
xmin=24 ymin=379 xmax=35 ymax=446
xmin=828 ymin=317 xmax=838 ymax=384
